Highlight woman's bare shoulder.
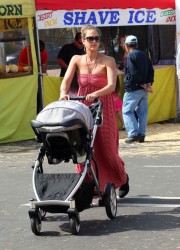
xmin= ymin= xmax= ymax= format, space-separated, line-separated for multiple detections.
xmin=71 ymin=54 xmax=84 ymax=61
xmin=100 ymin=54 xmax=116 ymax=66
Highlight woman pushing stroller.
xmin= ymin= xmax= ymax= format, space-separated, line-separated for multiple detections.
xmin=59 ymin=24 xmax=129 ymax=198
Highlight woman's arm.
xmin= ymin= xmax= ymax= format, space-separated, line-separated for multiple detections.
xmin=59 ymin=55 xmax=78 ymax=100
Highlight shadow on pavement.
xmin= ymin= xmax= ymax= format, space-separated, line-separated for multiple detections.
xmin=34 ymin=206 xmax=180 ymax=237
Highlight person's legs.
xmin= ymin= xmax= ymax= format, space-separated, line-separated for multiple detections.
xmin=136 ymin=91 xmax=148 ymax=136
xmin=122 ymin=91 xmax=141 ymax=138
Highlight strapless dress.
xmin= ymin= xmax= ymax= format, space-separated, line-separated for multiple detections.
xmin=76 ymin=73 xmax=126 ymax=191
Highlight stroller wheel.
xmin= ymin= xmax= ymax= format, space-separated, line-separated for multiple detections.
xmin=30 ymin=215 xmax=42 ymax=235
xmin=69 ymin=215 xmax=80 ymax=235
xmin=103 ymin=183 xmax=117 ymax=220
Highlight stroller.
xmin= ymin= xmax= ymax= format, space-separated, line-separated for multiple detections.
xmin=28 ymin=96 xmax=117 ymax=235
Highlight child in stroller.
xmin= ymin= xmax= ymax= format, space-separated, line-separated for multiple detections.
xmin=28 ymin=96 xmax=117 ymax=235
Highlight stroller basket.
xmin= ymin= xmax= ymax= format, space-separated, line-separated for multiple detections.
xmin=35 ymin=172 xmax=94 ymax=213
xmin=35 ymin=173 xmax=81 ymax=201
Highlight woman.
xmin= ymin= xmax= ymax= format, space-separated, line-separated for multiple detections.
xmin=59 ymin=25 xmax=129 ymax=198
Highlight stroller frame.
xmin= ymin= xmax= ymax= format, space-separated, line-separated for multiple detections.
xmin=28 ymin=97 xmax=117 ymax=235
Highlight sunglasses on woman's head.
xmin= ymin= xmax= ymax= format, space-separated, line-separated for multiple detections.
xmin=85 ymin=36 xmax=100 ymax=42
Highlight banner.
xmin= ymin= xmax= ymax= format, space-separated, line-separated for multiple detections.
xmin=36 ymin=8 xmax=176 ymax=29
xmin=0 ymin=18 xmax=28 ymax=32
xmin=0 ymin=0 xmax=35 ymax=19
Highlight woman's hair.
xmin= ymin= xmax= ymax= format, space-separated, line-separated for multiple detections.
xmin=115 ymin=76 xmax=120 ymax=94
xmin=70 ymin=72 xmax=79 ymax=92
xmin=81 ymin=25 xmax=101 ymax=39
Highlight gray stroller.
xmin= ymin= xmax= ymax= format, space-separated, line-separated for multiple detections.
xmin=28 ymin=97 xmax=117 ymax=235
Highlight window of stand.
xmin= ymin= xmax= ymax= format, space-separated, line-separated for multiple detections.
xmin=0 ymin=18 xmax=33 ymax=78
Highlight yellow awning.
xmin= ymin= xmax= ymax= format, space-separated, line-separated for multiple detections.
xmin=0 ymin=0 xmax=35 ymax=19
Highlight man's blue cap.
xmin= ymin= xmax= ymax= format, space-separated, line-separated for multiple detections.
xmin=125 ymin=35 xmax=138 ymax=45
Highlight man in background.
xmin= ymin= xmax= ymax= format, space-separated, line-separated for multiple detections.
xmin=56 ymin=32 xmax=84 ymax=77
xmin=122 ymin=35 xmax=154 ymax=144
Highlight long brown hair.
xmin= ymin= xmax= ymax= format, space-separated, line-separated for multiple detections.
xmin=115 ymin=76 xmax=120 ymax=94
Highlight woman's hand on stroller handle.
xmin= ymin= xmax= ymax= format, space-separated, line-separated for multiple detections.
xmin=59 ymin=94 xmax=69 ymax=101
xmin=86 ymin=93 xmax=99 ymax=103
xmin=59 ymin=95 xmax=100 ymax=104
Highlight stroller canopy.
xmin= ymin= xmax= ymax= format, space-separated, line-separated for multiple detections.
xmin=36 ymin=101 xmax=94 ymax=131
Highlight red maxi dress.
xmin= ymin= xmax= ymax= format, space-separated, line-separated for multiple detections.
xmin=76 ymin=73 xmax=127 ymax=191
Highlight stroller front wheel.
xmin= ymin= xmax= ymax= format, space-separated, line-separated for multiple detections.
xmin=30 ymin=215 xmax=42 ymax=235
xmin=69 ymin=215 xmax=80 ymax=235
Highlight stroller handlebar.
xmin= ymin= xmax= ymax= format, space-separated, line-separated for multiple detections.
xmin=70 ymin=96 xmax=99 ymax=103
xmin=70 ymin=96 xmax=86 ymax=101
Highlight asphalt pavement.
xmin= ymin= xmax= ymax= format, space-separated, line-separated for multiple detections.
xmin=0 ymin=124 xmax=180 ymax=250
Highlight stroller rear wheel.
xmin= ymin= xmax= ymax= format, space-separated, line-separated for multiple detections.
xmin=30 ymin=214 xmax=42 ymax=235
xmin=69 ymin=215 xmax=80 ymax=235
xmin=103 ymin=183 xmax=117 ymax=220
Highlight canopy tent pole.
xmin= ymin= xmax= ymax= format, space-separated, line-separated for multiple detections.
xmin=33 ymin=17 xmax=44 ymax=113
